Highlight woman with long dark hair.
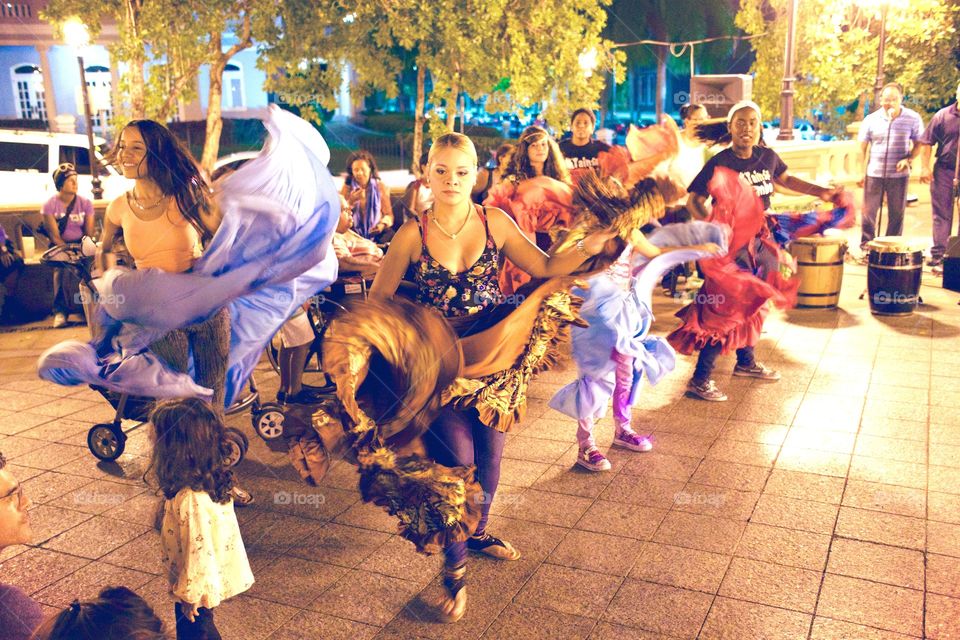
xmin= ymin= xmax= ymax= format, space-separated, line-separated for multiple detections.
xmin=98 ymin=120 xmax=228 ymax=411
xmin=341 ymin=149 xmax=394 ymax=242
xmin=485 ymin=126 xmax=575 ymax=294
xmin=39 ymin=107 xmax=341 ymax=419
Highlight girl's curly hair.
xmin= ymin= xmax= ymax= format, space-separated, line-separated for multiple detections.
xmin=505 ymin=126 xmax=570 ymax=184
xmin=147 ymin=398 xmax=234 ymax=503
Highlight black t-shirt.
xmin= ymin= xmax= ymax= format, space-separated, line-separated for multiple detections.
xmin=559 ymin=139 xmax=611 ymax=172
xmin=688 ymin=146 xmax=788 ymax=210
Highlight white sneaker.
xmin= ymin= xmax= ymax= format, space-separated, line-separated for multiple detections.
xmin=52 ymin=313 xmax=66 ymax=328
xmin=576 ymin=446 xmax=612 ymax=472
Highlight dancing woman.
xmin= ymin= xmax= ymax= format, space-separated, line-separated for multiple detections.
xmin=98 ymin=121 xmax=229 ymax=411
xmin=673 ymin=101 xmax=841 ymax=401
xmin=325 ymin=133 xmax=615 ymax=623
xmin=39 ymin=106 xmax=341 ymax=424
xmin=485 ymin=126 xmax=575 ymax=295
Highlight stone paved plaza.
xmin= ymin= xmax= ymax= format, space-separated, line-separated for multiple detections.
xmin=1 ymin=198 xmax=959 ymax=639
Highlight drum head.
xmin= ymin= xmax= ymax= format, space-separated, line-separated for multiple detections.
xmin=790 ymin=236 xmax=847 ymax=246
xmin=867 ymin=236 xmax=924 ymax=253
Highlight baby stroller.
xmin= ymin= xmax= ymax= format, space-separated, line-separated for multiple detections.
xmin=250 ymin=269 xmax=375 ymax=442
xmin=40 ymin=239 xmax=256 ymax=463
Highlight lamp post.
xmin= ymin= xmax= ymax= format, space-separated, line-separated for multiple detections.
xmin=579 ymin=48 xmax=615 ymax=128
xmin=777 ymin=0 xmax=799 ymax=141
xmin=63 ymin=18 xmax=102 ymax=200
xmin=872 ymin=1 xmax=890 ymax=108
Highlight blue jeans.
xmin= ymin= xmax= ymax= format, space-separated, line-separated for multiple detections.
xmin=693 ymin=344 xmax=755 ymax=385
xmin=931 ymin=164 xmax=956 ymax=259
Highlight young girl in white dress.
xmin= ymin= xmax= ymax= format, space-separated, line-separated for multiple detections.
xmin=151 ymin=398 xmax=254 ymax=640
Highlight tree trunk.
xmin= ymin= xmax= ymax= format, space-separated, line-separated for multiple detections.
xmin=128 ymin=55 xmax=146 ymax=119
xmin=412 ymin=64 xmax=426 ymax=176
xmin=124 ymin=0 xmax=146 ymax=118
xmin=445 ymin=89 xmax=457 ymax=133
xmin=201 ymin=33 xmax=226 ymax=174
xmin=855 ymin=91 xmax=868 ymax=121
xmin=201 ymin=61 xmax=224 ymax=174
xmin=655 ymin=46 xmax=666 ymax=122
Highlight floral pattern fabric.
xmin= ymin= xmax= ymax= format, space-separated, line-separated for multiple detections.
xmin=414 ymin=207 xmax=502 ymax=318
xmin=160 ymin=488 xmax=254 ymax=609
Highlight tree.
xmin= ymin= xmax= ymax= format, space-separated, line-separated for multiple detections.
xmin=45 ymin=0 xmax=278 ymax=171
xmin=737 ymin=0 xmax=959 ymax=134
xmin=490 ymin=0 xmax=622 ymax=127
xmin=603 ymin=0 xmax=739 ymax=120
xmin=257 ymin=1 xmax=398 ymax=126
xmin=343 ymin=0 xmax=620 ymax=168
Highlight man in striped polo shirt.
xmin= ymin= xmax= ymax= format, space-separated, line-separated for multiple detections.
xmin=857 ymin=82 xmax=925 ymax=250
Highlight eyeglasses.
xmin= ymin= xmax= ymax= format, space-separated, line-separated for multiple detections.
xmin=56 ymin=162 xmax=76 ymax=173
xmin=0 ymin=483 xmax=23 ymax=506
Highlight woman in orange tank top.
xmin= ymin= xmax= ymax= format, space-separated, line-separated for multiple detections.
xmin=99 ymin=121 xmax=230 ymax=413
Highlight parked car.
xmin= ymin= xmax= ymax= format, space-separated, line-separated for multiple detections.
xmin=0 ymin=129 xmax=132 ymax=205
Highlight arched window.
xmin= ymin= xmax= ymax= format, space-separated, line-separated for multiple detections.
xmin=223 ymin=62 xmax=244 ymax=110
xmin=11 ymin=64 xmax=46 ymax=120
xmin=84 ymin=65 xmax=113 ymax=133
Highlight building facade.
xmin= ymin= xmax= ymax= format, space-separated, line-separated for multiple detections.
xmin=0 ymin=0 xmax=278 ymax=136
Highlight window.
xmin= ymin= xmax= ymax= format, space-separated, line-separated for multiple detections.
xmin=84 ymin=65 xmax=113 ymax=133
xmin=0 ymin=4 xmax=31 ymax=18
xmin=11 ymin=64 xmax=46 ymax=121
xmin=0 ymin=142 xmax=49 ymax=172
xmin=223 ymin=63 xmax=244 ymax=110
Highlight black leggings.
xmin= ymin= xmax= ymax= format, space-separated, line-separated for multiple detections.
xmin=423 ymin=407 xmax=506 ymax=535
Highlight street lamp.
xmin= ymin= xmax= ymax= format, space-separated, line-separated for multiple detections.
xmin=777 ymin=0 xmax=799 ymax=141
xmin=869 ymin=0 xmax=890 ymax=108
xmin=63 ymin=18 xmax=103 ymax=200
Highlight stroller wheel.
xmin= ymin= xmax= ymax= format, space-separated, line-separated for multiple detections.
xmin=223 ymin=428 xmax=248 ymax=467
xmin=226 ymin=426 xmax=249 ymax=451
xmin=252 ymin=403 xmax=286 ymax=440
xmin=88 ymin=423 xmax=126 ymax=461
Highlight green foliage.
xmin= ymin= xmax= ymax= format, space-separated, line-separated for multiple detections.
xmin=42 ymin=0 xmax=269 ymax=126
xmin=362 ymin=113 xmax=421 ymax=134
xmin=604 ymin=0 xmax=740 ymax=74
xmin=489 ymin=0 xmax=624 ymax=125
xmin=737 ymin=0 xmax=959 ymax=135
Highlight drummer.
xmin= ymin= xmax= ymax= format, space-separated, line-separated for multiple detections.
xmin=682 ymin=100 xmax=842 ymax=401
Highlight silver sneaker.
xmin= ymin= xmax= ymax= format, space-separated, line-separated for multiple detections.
xmin=733 ymin=362 xmax=781 ymax=381
xmin=687 ymin=379 xmax=728 ymax=402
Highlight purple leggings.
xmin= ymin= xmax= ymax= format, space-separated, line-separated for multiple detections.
xmin=424 ymin=407 xmax=506 ymax=569
xmin=576 ymin=349 xmax=634 ymax=450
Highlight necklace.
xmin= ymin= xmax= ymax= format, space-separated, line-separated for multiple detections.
xmin=431 ymin=207 xmax=471 ymax=240
xmin=129 ymin=189 xmax=167 ymax=211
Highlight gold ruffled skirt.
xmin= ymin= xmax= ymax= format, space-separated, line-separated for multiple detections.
xmin=287 ymin=277 xmax=581 ymax=554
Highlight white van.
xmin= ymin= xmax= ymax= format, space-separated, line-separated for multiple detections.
xmin=0 ymin=129 xmax=132 ymax=205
